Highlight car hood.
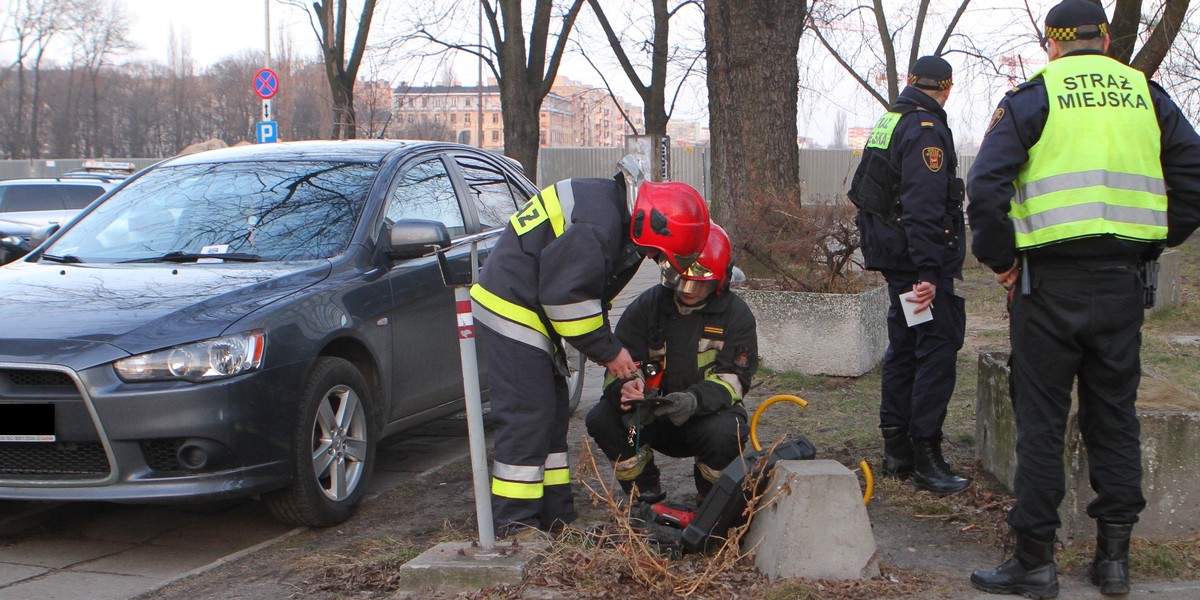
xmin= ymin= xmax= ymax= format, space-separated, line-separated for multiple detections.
xmin=0 ymin=260 xmax=331 ymax=359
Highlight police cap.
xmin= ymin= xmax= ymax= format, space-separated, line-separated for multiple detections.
xmin=908 ymin=56 xmax=953 ymax=91
xmin=1044 ymin=0 xmax=1109 ymax=44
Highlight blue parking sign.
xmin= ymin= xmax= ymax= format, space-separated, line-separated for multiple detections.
xmin=256 ymin=121 xmax=278 ymax=144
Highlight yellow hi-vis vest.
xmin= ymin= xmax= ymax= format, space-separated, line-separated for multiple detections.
xmin=1011 ymin=54 xmax=1167 ymax=249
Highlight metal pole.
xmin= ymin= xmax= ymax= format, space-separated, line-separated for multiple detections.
xmin=264 ymin=0 xmax=271 ymax=68
xmin=455 ymin=245 xmax=495 ymax=549
xmin=477 ymin=2 xmax=484 ymax=148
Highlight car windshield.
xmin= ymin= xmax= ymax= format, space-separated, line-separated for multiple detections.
xmin=44 ymin=160 xmax=379 ymax=263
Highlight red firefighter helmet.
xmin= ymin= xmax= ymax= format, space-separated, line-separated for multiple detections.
xmin=630 ymin=181 xmax=710 ymax=272
xmin=660 ymin=222 xmax=733 ymax=296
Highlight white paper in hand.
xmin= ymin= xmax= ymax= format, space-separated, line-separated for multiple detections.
xmin=899 ymin=290 xmax=934 ymax=327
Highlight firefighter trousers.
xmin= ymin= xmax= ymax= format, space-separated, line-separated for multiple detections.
xmin=585 ymin=399 xmax=748 ymax=498
xmin=476 ymin=323 xmax=576 ymax=532
xmin=1007 ymin=258 xmax=1147 ymax=540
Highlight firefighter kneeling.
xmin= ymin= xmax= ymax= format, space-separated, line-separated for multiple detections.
xmin=586 ymin=224 xmax=758 ymax=504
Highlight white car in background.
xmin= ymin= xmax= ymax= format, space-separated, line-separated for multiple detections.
xmin=0 ymin=162 xmax=135 ymax=264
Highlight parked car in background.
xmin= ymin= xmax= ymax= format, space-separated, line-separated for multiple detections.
xmin=0 ymin=161 xmax=136 ymax=264
xmin=0 ymin=141 xmax=585 ymax=526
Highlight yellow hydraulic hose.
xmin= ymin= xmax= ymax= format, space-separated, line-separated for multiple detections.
xmin=749 ymin=394 xmax=807 ymax=452
xmin=747 ymin=393 xmax=873 ymax=506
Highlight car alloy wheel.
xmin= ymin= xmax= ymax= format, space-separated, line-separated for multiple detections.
xmin=266 ymin=357 xmax=377 ymax=527
xmin=312 ymin=382 xmax=368 ymax=501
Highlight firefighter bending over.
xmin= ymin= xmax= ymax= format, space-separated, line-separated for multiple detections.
xmin=471 ymin=158 xmax=709 ymax=536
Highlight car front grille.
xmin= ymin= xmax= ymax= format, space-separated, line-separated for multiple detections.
xmin=0 ymin=367 xmax=113 ymax=480
xmin=4 ymin=369 xmax=74 ymax=387
xmin=0 ymin=442 xmax=109 ymax=475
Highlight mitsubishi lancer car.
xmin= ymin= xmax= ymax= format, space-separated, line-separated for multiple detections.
xmin=0 ymin=140 xmax=585 ymax=526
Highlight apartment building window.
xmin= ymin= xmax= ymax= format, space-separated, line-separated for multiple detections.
xmin=492 ymin=113 xmax=499 ymax=124
xmin=465 ymin=113 xmax=472 ymax=124
xmin=450 ymin=113 xmax=457 ymax=124
xmin=492 ymin=130 xmax=500 ymax=142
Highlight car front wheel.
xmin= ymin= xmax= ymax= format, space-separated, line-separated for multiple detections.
xmin=266 ymin=357 xmax=377 ymax=527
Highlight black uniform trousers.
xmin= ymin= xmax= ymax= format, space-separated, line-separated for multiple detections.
xmin=476 ymin=323 xmax=576 ymax=531
xmin=1007 ymin=258 xmax=1147 ymax=540
xmin=585 ymin=400 xmax=748 ymax=497
xmin=880 ymin=273 xmax=966 ymax=440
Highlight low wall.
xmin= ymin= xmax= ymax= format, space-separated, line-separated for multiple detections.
xmin=976 ymin=351 xmax=1200 ymax=543
xmin=739 ymin=285 xmax=888 ymax=377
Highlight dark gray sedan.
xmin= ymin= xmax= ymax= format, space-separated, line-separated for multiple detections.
xmin=0 ymin=140 xmax=583 ymax=526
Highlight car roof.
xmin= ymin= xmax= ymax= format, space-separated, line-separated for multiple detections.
xmin=0 ymin=177 xmax=118 ymax=187
xmin=160 ymin=139 xmax=479 ymax=168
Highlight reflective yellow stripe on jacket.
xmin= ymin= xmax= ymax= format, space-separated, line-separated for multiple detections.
xmin=1012 ymin=55 xmax=1166 ymax=248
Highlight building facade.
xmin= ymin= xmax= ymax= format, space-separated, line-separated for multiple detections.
xmin=390 ymin=77 xmax=642 ymax=149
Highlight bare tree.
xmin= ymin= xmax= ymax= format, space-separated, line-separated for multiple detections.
xmin=583 ymin=0 xmax=703 ymax=139
xmin=832 ymin=110 xmax=847 ymax=148
xmin=410 ymin=0 xmax=587 ymax=180
xmin=705 ymin=0 xmax=807 ymax=243
xmin=1107 ymin=0 xmax=1192 ymax=74
xmin=3 ymin=0 xmax=85 ymax=158
xmin=284 ymin=0 xmax=378 ymax=139
xmin=807 ymin=0 xmax=971 ymax=109
xmin=71 ymin=0 xmax=134 ymax=157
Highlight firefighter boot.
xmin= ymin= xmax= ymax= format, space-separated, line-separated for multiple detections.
xmin=1089 ymin=522 xmax=1132 ymax=595
xmin=971 ymin=533 xmax=1059 ymax=598
xmin=615 ymin=447 xmax=660 ymax=499
xmin=880 ymin=426 xmax=914 ymax=478
xmin=911 ymin=437 xmax=969 ymax=495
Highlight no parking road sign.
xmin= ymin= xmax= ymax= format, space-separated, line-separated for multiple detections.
xmin=253 ymin=68 xmax=278 ymax=99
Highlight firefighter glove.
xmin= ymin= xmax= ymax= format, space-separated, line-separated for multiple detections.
xmin=655 ymin=392 xmax=697 ymax=426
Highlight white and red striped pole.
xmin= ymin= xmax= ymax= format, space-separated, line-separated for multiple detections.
xmin=454 ymin=277 xmax=495 ymax=549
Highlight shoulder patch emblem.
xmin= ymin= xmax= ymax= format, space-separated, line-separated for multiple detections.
xmin=922 ymin=147 xmax=944 ymax=172
xmin=986 ymin=107 xmax=1006 ymax=134
xmin=920 ymin=121 xmax=935 ymax=128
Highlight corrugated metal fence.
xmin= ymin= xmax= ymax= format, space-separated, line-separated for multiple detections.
xmin=1 ymin=149 xmax=978 ymax=205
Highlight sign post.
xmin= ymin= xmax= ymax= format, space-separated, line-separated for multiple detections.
xmin=253 ymin=68 xmax=279 ymax=144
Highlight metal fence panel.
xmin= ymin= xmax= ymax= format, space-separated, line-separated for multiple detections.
xmin=3 ymin=150 xmax=978 ymax=206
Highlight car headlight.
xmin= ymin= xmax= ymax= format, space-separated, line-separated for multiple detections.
xmin=115 ymin=331 xmax=265 ymax=382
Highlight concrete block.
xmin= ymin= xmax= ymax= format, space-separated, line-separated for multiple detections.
xmin=976 ymin=351 xmax=1200 ymax=543
xmin=744 ymin=460 xmax=879 ymax=581
xmin=395 ymin=540 xmax=547 ymax=595
xmin=740 ymin=285 xmax=888 ymax=376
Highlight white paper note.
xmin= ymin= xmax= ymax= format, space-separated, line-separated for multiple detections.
xmin=900 ymin=290 xmax=934 ymax=327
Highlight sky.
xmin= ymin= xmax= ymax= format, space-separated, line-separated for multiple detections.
xmin=121 ymin=0 xmax=316 ymax=67
xmin=93 ymin=1 xmax=1200 ymax=148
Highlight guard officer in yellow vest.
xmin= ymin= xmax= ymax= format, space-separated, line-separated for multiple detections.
xmin=471 ymin=158 xmax=709 ymax=536
xmin=848 ymin=55 xmax=970 ymax=497
xmin=968 ymin=1 xmax=1200 ymax=596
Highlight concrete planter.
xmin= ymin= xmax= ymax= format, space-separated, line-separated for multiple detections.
xmin=976 ymin=351 xmax=1200 ymax=544
xmin=738 ymin=285 xmax=888 ymax=376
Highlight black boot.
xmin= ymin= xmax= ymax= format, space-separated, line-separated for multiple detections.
xmin=911 ymin=437 xmax=970 ymax=495
xmin=971 ymin=533 xmax=1059 ymax=598
xmin=880 ymin=426 xmax=914 ymax=478
xmin=1089 ymin=522 xmax=1132 ymax=595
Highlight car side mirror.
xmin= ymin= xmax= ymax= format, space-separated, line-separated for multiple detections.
xmin=388 ymin=219 xmax=451 ymax=260
xmin=28 ymin=223 xmax=61 ymax=250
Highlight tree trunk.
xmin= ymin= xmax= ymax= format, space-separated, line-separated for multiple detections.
xmin=500 ymin=78 xmax=541 ymax=182
xmin=705 ymin=0 xmax=805 ymax=244
xmin=329 ymin=74 xmax=357 ymax=140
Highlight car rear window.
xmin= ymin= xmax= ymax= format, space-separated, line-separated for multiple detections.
xmin=61 ymin=185 xmax=107 ymax=209
xmin=0 ymin=184 xmax=66 ymax=212
xmin=45 ymin=160 xmax=381 ymax=262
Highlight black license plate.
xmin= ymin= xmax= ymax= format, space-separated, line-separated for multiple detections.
xmin=0 ymin=404 xmax=55 ymax=442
